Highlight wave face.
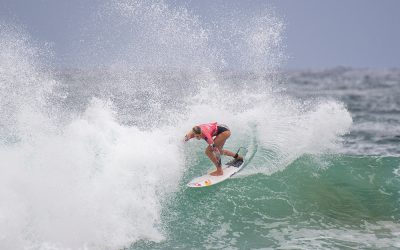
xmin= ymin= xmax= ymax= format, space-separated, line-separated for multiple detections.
xmin=1 ymin=0 xmax=398 ymax=249
xmin=137 ymin=155 xmax=400 ymax=250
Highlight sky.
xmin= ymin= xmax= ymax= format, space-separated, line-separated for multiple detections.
xmin=1 ymin=0 xmax=399 ymax=69
xmin=275 ymin=0 xmax=400 ymax=69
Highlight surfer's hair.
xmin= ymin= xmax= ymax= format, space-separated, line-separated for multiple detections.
xmin=192 ymin=126 xmax=201 ymax=134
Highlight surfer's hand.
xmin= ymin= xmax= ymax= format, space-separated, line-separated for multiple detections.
xmin=212 ymin=144 xmax=220 ymax=153
xmin=184 ymin=135 xmax=189 ymax=142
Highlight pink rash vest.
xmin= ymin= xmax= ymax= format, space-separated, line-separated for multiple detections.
xmin=198 ymin=122 xmax=218 ymax=145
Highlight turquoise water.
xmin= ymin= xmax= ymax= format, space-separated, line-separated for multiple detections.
xmin=131 ymin=155 xmax=400 ymax=249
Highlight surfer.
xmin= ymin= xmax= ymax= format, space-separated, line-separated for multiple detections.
xmin=184 ymin=122 xmax=243 ymax=176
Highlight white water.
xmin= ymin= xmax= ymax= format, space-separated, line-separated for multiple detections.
xmin=1 ymin=101 xmax=186 ymax=249
xmin=0 ymin=22 xmax=185 ymax=250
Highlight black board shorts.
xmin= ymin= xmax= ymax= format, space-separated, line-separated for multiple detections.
xmin=216 ymin=124 xmax=230 ymax=136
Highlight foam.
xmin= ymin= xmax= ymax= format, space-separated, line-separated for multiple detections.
xmin=0 ymin=22 xmax=185 ymax=249
xmin=1 ymin=98 xmax=186 ymax=249
xmin=269 ymin=221 xmax=400 ymax=249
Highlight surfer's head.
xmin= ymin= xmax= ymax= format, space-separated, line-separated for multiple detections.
xmin=192 ymin=126 xmax=202 ymax=139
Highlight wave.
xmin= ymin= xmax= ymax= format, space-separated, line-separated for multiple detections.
xmin=147 ymin=155 xmax=400 ymax=249
xmin=0 ymin=21 xmax=184 ymax=249
xmin=0 ymin=1 xmax=353 ymax=249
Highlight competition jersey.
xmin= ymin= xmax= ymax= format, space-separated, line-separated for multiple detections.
xmin=198 ymin=122 xmax=218 ymax=145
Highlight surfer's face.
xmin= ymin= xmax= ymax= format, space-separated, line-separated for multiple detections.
xmin=194 ymin=133 xmax=202 ymax=140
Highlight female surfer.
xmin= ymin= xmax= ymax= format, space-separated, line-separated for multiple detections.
xmin=184 ymin=122 xmax=243 ymax=176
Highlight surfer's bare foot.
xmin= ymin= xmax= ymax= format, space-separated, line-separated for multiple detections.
xmin=210 ymin=168 xmax=223 ymax=176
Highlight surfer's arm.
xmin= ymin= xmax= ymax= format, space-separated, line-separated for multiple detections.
xmin=204 ymin=134 xmax=214 ymax=146
xmin=205 ymin=136 xmax=220 ymax=154
xmin=184 ymin=131 xmax=194 ymax=142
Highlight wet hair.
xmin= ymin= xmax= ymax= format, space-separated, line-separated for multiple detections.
xmin=192 ymin=126 xmax=201 ymax=135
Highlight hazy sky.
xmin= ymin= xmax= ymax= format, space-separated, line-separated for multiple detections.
xmin=1 ymin=0 xmax=399 ymax=69
xmin=273 ymin=0 xmax=400 ymax=69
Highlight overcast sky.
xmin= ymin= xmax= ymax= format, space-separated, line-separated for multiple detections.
xmin=273 ymin=0 xmax=400 ymax=69
xmin=1 ymin=0 xmax=399 ymax=69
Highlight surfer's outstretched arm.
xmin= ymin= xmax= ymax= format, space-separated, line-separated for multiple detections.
xmin=184 ymin=126 xmax=205 ymax=142
xmin=184 ymin=131 xmax=194 ymax=142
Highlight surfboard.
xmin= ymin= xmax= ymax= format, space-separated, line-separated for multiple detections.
xmin=187 ymin=159 xmax=245 ymax=188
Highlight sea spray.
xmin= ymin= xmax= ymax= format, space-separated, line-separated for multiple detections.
xmin=0 ymin=22 xmax=185 ymax=249
xmin=77 ymin=0 xmax=213 ymax=69
xmin=1 ymin=99 xmax=186 ymax=249
xmin=0 ymin=23 xmax=56 ymax=144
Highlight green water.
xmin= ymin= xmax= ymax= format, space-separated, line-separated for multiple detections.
xmin=131 ymin=155 xmax=400 ymax=249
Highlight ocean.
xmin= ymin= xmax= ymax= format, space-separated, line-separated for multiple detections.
xmin=1 ymin=1 xmax=400 ymax=249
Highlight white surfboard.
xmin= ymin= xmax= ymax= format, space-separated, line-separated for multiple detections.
xmin=187 ymin=159 xmax=245 ymax=188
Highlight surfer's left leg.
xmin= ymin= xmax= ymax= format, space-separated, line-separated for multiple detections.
xmin=221 ymin=149 xmax=243 ymax=161
xmin=214 ymin=130 xmax=243 ymax=161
